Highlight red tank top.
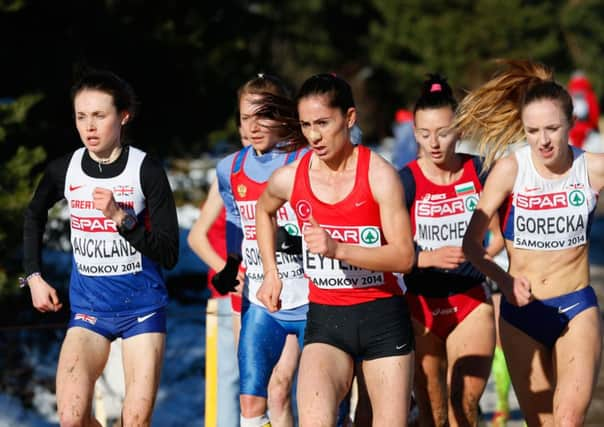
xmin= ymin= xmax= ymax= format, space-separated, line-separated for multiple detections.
xmin=290 ymin=145 xmax=403 ymax=306
xmin=407 ymin=155 xmax=483 ymax=250
xmin=230 ymin=147 xmax=309 ymax=310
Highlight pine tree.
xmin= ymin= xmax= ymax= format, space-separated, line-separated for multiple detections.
xmin=367 ymin=0 xmax=569 ymax=107
xmin=0 ymin=95 xmax=46 ymax=294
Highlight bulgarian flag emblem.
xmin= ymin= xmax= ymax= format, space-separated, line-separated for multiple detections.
xmin=455 ymin=181 xmax=476 ymax=196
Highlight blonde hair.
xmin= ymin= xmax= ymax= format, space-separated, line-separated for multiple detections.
xmin=455 ymin=60 xmax=557 ymax=169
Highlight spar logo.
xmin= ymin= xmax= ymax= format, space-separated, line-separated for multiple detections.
xmin=516 ymin=192 xmax=568 ymax=210
xmin=243 ymin=225 xmax=256 ymax=240
xmin=323 ymin=226 xmax=359 ymax=243
xmin=301 ymin=225 xmax=381 ymax=245
xmin=465 ymin=195 xmax=478 ymax=211
xmin=303 ymin=224 xmax=360 ymax=243
xmin=71 ymin=215 xmax=117 ymax=232
xmin=416 ymin=198 xmax=465 ymax=217
xmin=569 ymin=190 xmax=585 ymax=207
xmin=360 ymin=227 xmax=380 ymax=245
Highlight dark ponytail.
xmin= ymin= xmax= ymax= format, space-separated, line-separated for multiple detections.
xmin=413 ymin=74 xmax=457 ymax=115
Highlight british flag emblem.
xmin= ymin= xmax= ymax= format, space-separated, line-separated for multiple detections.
xmin=74 ymin=313 xmax=97 ymax=325
xmin=114 ymin=185 xmax=134 ymax=196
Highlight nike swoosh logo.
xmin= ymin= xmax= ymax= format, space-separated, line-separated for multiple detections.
xmin=355 ymin=201 xmax=366 ymax=207
xmin=558 ymin=302 xmax=580 ymax=314
xmin=396 ymin=343 xmax=407 ymax=350
xmin=524 ymin=187 xmax=541 ymax=192
xmin=137 ymin=312 xmax=157 ymax=323
xmin=69 ymin=184 xmax=84 ymax=192
xmin=280 ymin=242 xmax=291 ymax=250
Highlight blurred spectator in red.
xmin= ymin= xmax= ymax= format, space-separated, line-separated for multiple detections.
xmin=568 ymin=71 xmax=602 ymax=152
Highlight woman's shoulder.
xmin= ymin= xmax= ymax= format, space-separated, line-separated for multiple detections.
xmin=367 ymin=147 xmax=398 ymax=175
xmin=367 ymin=148 xmax=403 ymax=197
xmin=584 ymin=150 xmax=604 ymax=191
xmin=215 ymin=150 xmax=241 ymax=174
xmin=485 ymin=154 xmax=519 ymax=187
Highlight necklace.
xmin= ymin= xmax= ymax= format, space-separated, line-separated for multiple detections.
xmin=89 ymin=146 xmax=123 ymax=172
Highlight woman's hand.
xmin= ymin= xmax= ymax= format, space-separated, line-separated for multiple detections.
xmin=256 ymin=269 xmax=282 ymax=313
xmin=303 ymin=216 xmax=338 ymax=258
xmin=421 ymin=246 xmax=465 ymax=269
xmin=501 ymin=275 xmax=533 ymax=307
xmin=93 ymin=187 xmax=123 ymax=223
xmin=28 ymin=275 xmax=63 ymax=312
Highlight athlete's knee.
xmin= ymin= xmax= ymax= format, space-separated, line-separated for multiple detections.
xmin=58 ymin=413 xmax=86 ymax=427
xmin=554 ymin=404 xmax=586 ymax=427
xmin=121 ymin=402 xmax=153 ymax=427
xmin=57 ymin=400 xmax=96 ymax=427
xmin=556 ymin=414 xmax=586 ymax=427
xmin=428 ymin=412 xmax=448 ymax=427
xmin=450 ymin=390 xmax=480 ymax=424
xmin=59 ymin=414 xmax=101 ymax=427
xmin=267 ymin=374 xmax=293 ymax=411
xmin=121 ymin=412 xmax=151 ymax=427
xmin=414 ymin=393 xmax=446 ymax=427
xmin=240 ymin=394 xmax=267 ymax=417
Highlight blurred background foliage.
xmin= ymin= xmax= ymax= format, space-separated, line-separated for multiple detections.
xmin=1 ymin=0 xmax=603 ymax=291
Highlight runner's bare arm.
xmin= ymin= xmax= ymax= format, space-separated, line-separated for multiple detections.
xmin=255 ymin=164 xmax=296 ymax=311
xmin=464 ymin=156 xmax=514 ymax=281
xmin=187 ymin=180 xmax=227 ymax=272
xmin=586 ymin=151 xmax=604 ymax=193
xmin=485 ymin=211 xmax=505 ymax=258
xmin=464 ymin=156 xmax=532 ymax=306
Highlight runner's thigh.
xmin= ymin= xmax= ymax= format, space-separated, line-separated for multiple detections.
xmin=121 ymin=332 xmax=166 ymax=418
xmin=56 ymin=327 xmax=111 ymax=421
xmin=554 ymin=307 xmax=602 ymax=423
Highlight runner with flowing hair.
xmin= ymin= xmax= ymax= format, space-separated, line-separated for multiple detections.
xmin=460 ymin=60 xmax=603 ymax=426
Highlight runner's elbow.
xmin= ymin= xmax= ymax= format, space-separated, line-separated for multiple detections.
xmin=396 ymin=247 xmax=415 ymax=274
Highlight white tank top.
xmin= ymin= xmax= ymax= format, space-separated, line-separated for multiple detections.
xmin=508 ymin=145 xmax=597 ymax=250
xmin=65 ymin=147 xmax=146 ymax=275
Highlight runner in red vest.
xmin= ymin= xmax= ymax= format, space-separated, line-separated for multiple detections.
xmin=399 ymin=74 xmax=503 ymax=426
xmin=256 ymin=73 xmax=415 ymax=426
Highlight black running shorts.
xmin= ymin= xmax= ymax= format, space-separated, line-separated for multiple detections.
xmin=304 ymin=296 xmax=414 ymax=359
